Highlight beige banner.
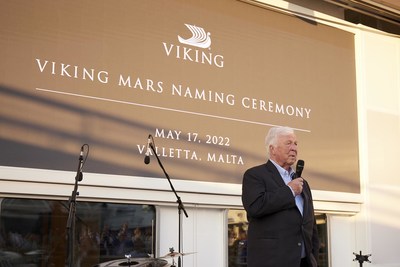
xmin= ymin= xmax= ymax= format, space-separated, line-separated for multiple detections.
xmin=0 ymin=0 xmax=359 ymax=192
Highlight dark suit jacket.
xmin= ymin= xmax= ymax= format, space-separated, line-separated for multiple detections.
xmin=242 ymin=160 xmax=319 ymax=267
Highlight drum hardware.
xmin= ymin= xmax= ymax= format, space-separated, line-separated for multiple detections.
xmin=124 ymin=254 xmax=132 ymax=266
xmin=91 ymin=247 xmax=196 ymax=267
xmin=159 ymin=248 xmax=195 ymax=267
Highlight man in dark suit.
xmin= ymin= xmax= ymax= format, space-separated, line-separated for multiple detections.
xmin=242 ymin=126 xmax=319 ymax=267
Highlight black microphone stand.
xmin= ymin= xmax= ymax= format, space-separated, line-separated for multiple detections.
xmin=66 ymin=145 xmax=87 ymax=267
xmin=353 ymin=251 xmax=371 ymax=266
xmin=149 ymin=142 xmax=188 ymax=267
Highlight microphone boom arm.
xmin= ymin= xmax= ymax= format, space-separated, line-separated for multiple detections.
xmin=148 ymin=141 xmax=188 ymax=267
xmin=149 ymin=143 xmax=188 ymax=218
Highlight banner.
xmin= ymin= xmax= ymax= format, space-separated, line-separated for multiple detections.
xmin=0 ymin=0 xmax=359 ymax=192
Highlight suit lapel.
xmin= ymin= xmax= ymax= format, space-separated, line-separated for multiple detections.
xmin=265 ymin=160 xmax=286 ymax=187
xmin=301 ymin=183 xmax=310 ymax=217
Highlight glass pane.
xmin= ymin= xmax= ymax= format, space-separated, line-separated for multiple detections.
xmin=228 ymin=210 xmax=248 ymax=267
xmin=0 ymin=198 xmax=157 ymax=267
xmin=316 ymin=214 xmax=329 ymax=267
xmin=227 ymin=210 xmax=329 ymax=267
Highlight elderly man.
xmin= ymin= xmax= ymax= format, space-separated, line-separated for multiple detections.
xmin=242 ymin=126 xmax=319 ymax=267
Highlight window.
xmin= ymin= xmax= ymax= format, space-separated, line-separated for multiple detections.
xmin=0 ymin=198 xmax=156 ymax=267
xmin=227 ymin=210 xmax=329 ymax=267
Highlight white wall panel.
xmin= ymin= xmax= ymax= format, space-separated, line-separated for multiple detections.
xmin=157 ymin=206 xmax=226 ymax=267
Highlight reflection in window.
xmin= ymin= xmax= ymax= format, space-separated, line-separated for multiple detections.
xmin=227 ymin=210 xmax=329 ymax=267
xmin=228 ymin=210 xmax=248 ymax=267
xmin=0 ymin=198 xmax=156 ymax=267
xmin=316 ymin=214 xmax=329 ymax=267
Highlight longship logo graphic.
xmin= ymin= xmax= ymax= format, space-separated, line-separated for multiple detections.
xmin=178 ymin=24 xmax=211 ymax=49
xmin=161 ymin=23 xmax=224 ymax=68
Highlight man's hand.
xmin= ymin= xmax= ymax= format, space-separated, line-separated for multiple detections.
xmin=288 ymin=178 xmax=303 ymax=196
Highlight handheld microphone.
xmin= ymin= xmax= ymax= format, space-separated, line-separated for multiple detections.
xmin=144 ymin=135 xmax=151 ymax=165
xmin=295 ymin=159 xmax=305 ymax=178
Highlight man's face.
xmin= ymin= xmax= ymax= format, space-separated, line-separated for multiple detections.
xmin=270 ymin=133 xmax=298 ymax=169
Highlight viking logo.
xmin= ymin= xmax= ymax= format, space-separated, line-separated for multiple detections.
xmin=178 ymin=24 xmax=211 ymax=49
xmin=162 ymin=23 xmax=224 ymax=68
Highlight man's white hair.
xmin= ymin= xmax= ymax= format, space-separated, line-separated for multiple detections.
xmin=265 ymin=126 xmax=295 ymax=157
